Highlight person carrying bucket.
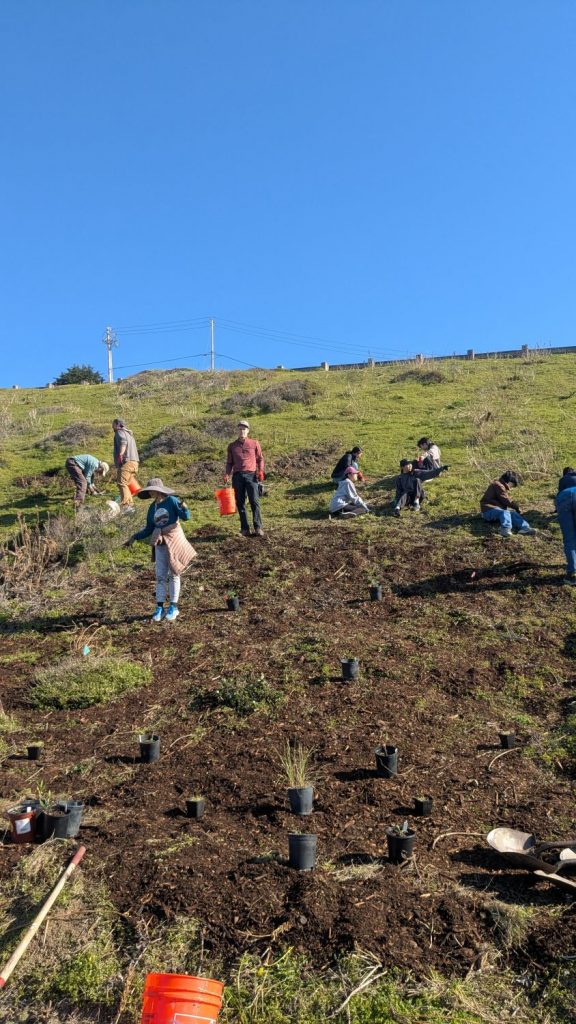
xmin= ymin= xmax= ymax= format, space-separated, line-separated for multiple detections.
xmin=125 ymin=478 xmax=196 ymax=622
xmin=224 ymin=420 xmax=265 ymax=537
xmin=112 ymin=418 xmax=140 ymax=513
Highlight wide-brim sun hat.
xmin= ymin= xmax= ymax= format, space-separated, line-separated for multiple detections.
xmin=137 ymin=478 xmax=176 ymax=499
xmin=98 ymin=461 xmax=110 ymax=476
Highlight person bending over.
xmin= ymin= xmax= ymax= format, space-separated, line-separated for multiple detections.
xmin=329 ymin=467 xmax=369 ymax=518
xmin=480 ymin=471 xmax=536 ymax=538
xmin=65 ymin=454 xmax=109 ymax=511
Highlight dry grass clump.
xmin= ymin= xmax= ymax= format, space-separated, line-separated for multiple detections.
xmin=222 ymin=379 xmax=317 ymax=414
xmin=0 ymin=515 xmax=71 ymax=602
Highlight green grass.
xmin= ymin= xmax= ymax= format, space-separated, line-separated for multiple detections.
xmin=190 ymin=673 xmax=284 ymax=717
xmin=30 ymin=654 xmax=152 ymax=709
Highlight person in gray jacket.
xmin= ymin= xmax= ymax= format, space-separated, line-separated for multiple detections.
xmin=329 ymin=467 xmax=370 ymax=518
xmin=112 ymin=419 xmax=140 ymax=511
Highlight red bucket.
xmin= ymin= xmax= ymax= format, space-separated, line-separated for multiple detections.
xmin=214 ymin=487 xmax=236 ymax=516
xmin=128 ymin=479 xmax=142 ymax=495
xmin=141 ymin=973 xmax=224 ymax=1024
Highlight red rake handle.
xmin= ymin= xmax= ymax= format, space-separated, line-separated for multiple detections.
xmin=0 ymin=845 xmax=86 ymax=989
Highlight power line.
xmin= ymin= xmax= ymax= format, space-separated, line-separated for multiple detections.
xmin=114 ymin=352 xmax=208 ymax=371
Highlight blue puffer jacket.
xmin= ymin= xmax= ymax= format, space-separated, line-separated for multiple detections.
xmin=556 ymin=473 xmax=576 ymax=506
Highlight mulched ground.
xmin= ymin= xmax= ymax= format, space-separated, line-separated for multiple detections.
xmin=1 ymin=519 xmax=575 ymax=976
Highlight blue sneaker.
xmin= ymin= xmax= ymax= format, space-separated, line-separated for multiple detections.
xmin=165 ymin=604 xmax=180 ymax=623
xmin=151 ymin=605 xmax=164 ymax=623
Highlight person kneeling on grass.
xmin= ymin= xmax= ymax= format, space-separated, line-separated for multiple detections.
xmin=480 ymin=471 xmax=536 ymax=538
xmin=125 ymin=478 xmax=197 ymax=623
xmin=393 ymin=459 xmax=448 ymax=516
xmin=329 ymin=466 xmax=370 ymax=518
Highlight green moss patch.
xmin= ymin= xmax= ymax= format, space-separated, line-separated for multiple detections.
xmin=30 ymin=655 xmax=152 ymax=709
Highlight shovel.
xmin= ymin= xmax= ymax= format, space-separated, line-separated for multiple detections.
xmin=487 ymin=828 xmax=576 ymax=874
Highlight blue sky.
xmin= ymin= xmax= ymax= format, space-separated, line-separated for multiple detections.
xmin=2 ymin=1 xmax=575 ymax=386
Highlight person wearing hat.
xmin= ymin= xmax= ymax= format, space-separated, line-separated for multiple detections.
xmin=393 ymin=459 xmax=448 ymax=516
xmin=224 ymin=420 xmax=265 ymax=537
xmin=331 ymin=445 xmax=364 ymax=484
xmin=65 ymin=454 xmax=109 ymax=511
xmin=125 ymin=478 xmax=196 ymax=622
xmin=328 ymin=466 xmax=370 ymax=518
xmin=112 ymin=418 xmax=140 ymax=511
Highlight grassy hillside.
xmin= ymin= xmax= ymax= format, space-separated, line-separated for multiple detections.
xmin=0 ymin=356 xmax=575 ymax=1024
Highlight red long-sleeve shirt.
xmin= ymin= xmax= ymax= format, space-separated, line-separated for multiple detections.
xmin=225 ymin=438 xmax=264 ymax=475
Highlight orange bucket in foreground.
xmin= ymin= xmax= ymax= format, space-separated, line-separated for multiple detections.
xmin=214 ymin=487 xmax=236 ymax=516
xmin=141 ymin=973 xmax=224 ymax=1024
xmin=128 ymin=479 xmax=142 ymax=495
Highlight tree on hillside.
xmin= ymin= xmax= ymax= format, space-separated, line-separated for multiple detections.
xmin=53 ymin=364 xmax=105 ymax=385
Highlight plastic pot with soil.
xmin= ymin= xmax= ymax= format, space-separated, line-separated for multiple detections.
xmin=288 ymin=832 xmax=317 ymax=871
xmin=226 ymin=593 xmax=240 ymax=611
xmin=499 ymin=731 xmax=517 ymax=749
xmin=386 ymin=822 xmax=416 ymax=863
xmin=139 ymin=733 xmax=160 ymax=763
xmin=341 ymin=657 xmax=359 ymax=681
xmin=5 ymin=802 xmax=40 ymax=844
xmin=186 ymin=797 xmax=205 ymax=819
xmin=39 ymin=803 xmax=73 ymax=840
xmin=27 ymin=742 xmax=44 ymax=761
xmin=369 ymin=584 xmax=383 ymax=602
xmin=277 ymin=740 xmax=316 ymax=816
xmin=375 ymin=744 xmax=398 ymax=779
xmin=413 ymin=796 xmax=433 ymax=816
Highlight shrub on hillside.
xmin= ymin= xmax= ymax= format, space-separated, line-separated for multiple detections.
xmin=201 ymin=416 xmax=238 ymax=438
xmin=220 ymin=391 xmax=252 ymax=413
xmin=140 ymin=426 xmax=213 ymax=459
xmin=34 ymin=423 xmax=107 ymax=450
xmin=391 ymin=369 xmax=446 ymax=385
xmin=31 ymin=655 xmax=152 ymax=709
xmin=53 ymin=365 xmax=105 ymax=385
xmin=251 ymin=379 xmax=316 ymax=412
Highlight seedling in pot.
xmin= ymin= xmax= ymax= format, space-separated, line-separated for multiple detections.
xmin=341 ymin=656 xmax=359 ymax=680
xmin=226 ymin=591 xmax=240 ymax=612
xmin=138 ymin=732 xmax=160 ymax=763
xmin=413 ymin=795 xmax=433 ymax=816
xmin=374 ymin=743 xmax=398 ymax=778
xmin=277 ymin=740 xmax=316 ymax=816
xmin=27 ymin=741 xmax=44 ymax=761
xmin=186 ymin=795 xmax=205 ymax=819
xmin=369 ymin=579 xmax=383 ymax=602
xmin=499 ymin=731 xmax=517 ymax=749
xmin=386 ymin=819 xmax=416 ymax=863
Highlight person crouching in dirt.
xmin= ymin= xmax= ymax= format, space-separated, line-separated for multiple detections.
xmin=331 ymin=445 xmax=364 ymax=484
xmin=393 ymin=459 xmax=448 ymax=516
xmin=415 ymin=437 xmax=442 ymax=470
xmin=480 ymin=471 xmax=537 ymax=538
xmin=125 ymin=478 xmax=196 ymax=623
xmin=329 ymin=466 xmax=370 ymax=518
xmin=65 ymin=454 xmax=109 ymax=511
xmin=555 ymin=467 xmax=576 ymax=584
xmin=224 ymin=419 xmax=265 ymax=537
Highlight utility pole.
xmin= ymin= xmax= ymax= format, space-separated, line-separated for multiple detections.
xmin=210 ymin=318 xmax=215 ymax=371
xmin=102 ymin=326 xmax=118 ymax=383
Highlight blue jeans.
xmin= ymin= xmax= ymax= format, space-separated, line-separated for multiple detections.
xmin=557 ymin=493 xmax=576 ymax=574
xmin=482 ymin=507 xmax=529 ymax=531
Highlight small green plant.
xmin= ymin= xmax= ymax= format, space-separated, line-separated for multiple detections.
xmin=31 ymin=655 xmax=152 ymax=709
xmin=189 ymin=673 xmax=283 ymax=717
xmin=276 ymin=741 xmax=315 ymax=788
xmin=389 ymin=819 xmax=410 ymax=837
xmin=226 ymin=589 xmax=238 ymax=599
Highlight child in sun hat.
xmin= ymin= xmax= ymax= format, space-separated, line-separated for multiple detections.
xmin=125 ymin=478 xmax=197 ymax=622
xmin=328 ymin=466 xmax=370 ymax=518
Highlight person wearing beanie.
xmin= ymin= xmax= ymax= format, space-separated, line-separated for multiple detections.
xmin=125 ymin=478 xmax=196 ymax=622
xmin=65 ymin=454 xmax=109 ymax=511
xmin=393 ymin=459 xmax=448 ymax=516
xmin=224 ymin=420 xmax=265 ymax=537
xmin=112 ymin=418 xmax=140 ymax=512
xmin=329 ymin=466 xmax=370 ymax=518
xmin=480 ymin=471 xmax=536 ymax=538
xmin=331 ymin=445 xmax=364 ymax=484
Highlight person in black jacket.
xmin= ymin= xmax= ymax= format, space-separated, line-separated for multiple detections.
xmin=393 ymin=459 xmax=448 ymax=516
xmin=556 ymin=467 xmax=576 ymax=583
xmin=331 ymin=446 xmax=363 ymax=484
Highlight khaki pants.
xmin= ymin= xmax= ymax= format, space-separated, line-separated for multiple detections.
xmin=117 ymin=460 xmax=139 ymax=506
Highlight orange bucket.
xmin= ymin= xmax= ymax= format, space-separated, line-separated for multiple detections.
xmin=214 ymin=487 xmax=236 ymax=516
xmin=129 ymin=479 xmax=142 ymax=495
xmin=141 ymin=973 xmax=224 ymax=1024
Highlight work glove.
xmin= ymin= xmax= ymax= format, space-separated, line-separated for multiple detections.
xmin=179 ymin=501 xmax=188 ymax=512
xmin=257 ymin=471 xmax=265 ymax=482
xmin=440 ymin=465 xmax=450 ymax=473
xmin=356 ymin=471 xmax=364 ymax=482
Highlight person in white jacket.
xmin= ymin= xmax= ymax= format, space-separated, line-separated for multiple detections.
xmin=328 ymin=467 xmax=370 ymax=518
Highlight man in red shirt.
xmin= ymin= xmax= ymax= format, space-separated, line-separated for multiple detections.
xmin=224 ymin=420 xmax=265 ymax=537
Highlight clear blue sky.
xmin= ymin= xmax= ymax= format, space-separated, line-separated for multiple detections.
xmin=2 ymin=1 xmax=575 ymax=386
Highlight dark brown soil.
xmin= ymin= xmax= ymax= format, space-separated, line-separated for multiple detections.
xmin=1 ymin=522 xmax=575 ymax=975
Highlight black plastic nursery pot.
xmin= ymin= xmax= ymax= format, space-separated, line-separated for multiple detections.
xmin=499 ymin=732 xmax=517 ymax=749
xmin=226 ymin=597 xmax=240 ymax=611
xmin=369 ymin=585 xmax=383 ymax=602
xmin=186 ymin=798 xmax=205 ymax=819
xmin=288 ymin=833 xmax=317 ymax=871
xmin=40 ymin=805 xmax=73 ymax=840
xmin=287 ymin=786 xmax=314 ymax=816
xmin=374 ymin=745 xmax=398 ymax=778
xmin=386 ymin=827 xmax=416 ymax=864
xmin=414 ymin=796 xmax=433 ymax=816
xmin=139 ymin=734 xmax=160 ymax=763
xmin=341 ymin=658 xmax=359 ymax=680
xmin=27 ymin=744 xmax=43 ymax=761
